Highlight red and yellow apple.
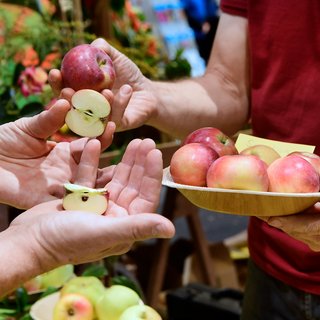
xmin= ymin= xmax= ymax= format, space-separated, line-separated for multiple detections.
xmin=267 ymin=154 xmax=320 ymax=193
xmin=61 ymin=44 xmax=115 ymax=91
xmin=288 ymin=151 xmax=320 ymax=176
xmin=240 ymin=144 xmax=281 ymax=166
xmin=170 ymin=142 xmax=219 ymax=186
xmin=183 ymin=127 xmax=238 ymax=156
xmin=206 ymin=154 xmax=269 ymax=191
xmin=53 ymin=293 xmax=94 ymax=320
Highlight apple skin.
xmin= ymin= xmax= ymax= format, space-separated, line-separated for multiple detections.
xmin=61 ymin=276 xmax=106 ymax=317
xmin=183 ymin=127 xmax=238 ymax=156
xmin=53 ymin=293 xmax=94 ymax=320
xmin=119 ymin=304 xmax=162 ymax=320
xmin=170 ymin=142 xmax=219 ymax=186
xmin=96 ymin=285 xmax=141 ymax=320
xmin=61 ymin=44 xmax=115 ymax=91
xmin=206 ymin=154 xmax=269 ymax=191
xmin=288 ymin=151 xmax=320 ymax=176
xmin=240 ymin=144 xmax=281 ymax=166
xmin=267 ymin=155 xmax=320 ymax=193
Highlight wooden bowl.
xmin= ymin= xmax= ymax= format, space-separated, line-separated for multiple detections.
xmin=162 ymin=167 xmax=320 ymax=216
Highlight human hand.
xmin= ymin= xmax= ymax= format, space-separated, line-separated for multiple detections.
xmin=0 ymin=99 xmax=115 ymax=209
xmin=262 ymin=203 xmax=320 ymax=251
xmin=7 ymin=137 xmax=174 ymax=269
xmin=49 ymin=38 xmax=157 ymax=132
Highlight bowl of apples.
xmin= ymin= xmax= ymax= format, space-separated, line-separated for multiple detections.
xmin=162 ymin=128 xmax=320 ymax=216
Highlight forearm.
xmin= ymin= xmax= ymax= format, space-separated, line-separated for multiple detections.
xmin=0 ymin=228 xmax=42 ymax=298
xmin=149 ymin=75 xmax=248 ymax=140
xmin=147 ymin=13 xmax=250 ymax=140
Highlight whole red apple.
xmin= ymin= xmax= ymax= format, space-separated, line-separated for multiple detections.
xmin=170 ymin=143 xmax=219 ymax=186
xmin=183 ymin=127 xmax=238 ymax=156
xmin=206 ymin=154 xmax=269 ymax=191
xmin=61 ymin=44 xmax=115 ymax=91
xmin=267 ymin=155 xmax=320 ymax=193
xmin=288 ymin=151 xmax=320 ymax=176
xmin=240 ymin=144 xmax=281 ymax=166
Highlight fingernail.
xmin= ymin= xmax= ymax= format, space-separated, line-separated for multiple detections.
xmin=268 ymin=218 xmax=283 ymax=229
xmin=120 ymin=85 xmax=132 ymax=95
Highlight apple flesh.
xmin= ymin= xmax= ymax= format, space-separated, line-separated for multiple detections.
xmin=240 ymin=144 xmax=281 ymax=166
xmin=62 ymin=183 xmax=109 ymax=215
xmin=65 ymin=89 xmax=111 ymax=138
xmin=53 ymin=293 xmax=94 ymax=320
xmin=183 ymin=127 xmax=238 ymax=156
xmin=96 ymin=285 xmax=141 ymax=320
xmin=61 ymin=44 xmax=115 ymax=91
xmin=170 ymin=142 xmax=219 ymax=186
xmin=119 ymin=305 xmax=162 ymax=320
xmin=206 ymin=154 xmax=269 ymax=191
xmin=267 ymin=155 xmax=320 ymax=193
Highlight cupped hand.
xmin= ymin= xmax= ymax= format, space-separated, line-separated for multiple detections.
xmin=262 ymin=202 xmax=320 ymax=251
xmin=0 ymin=99 xmax=115 ymax=209
xmin=49 ymin=38 xmax=157 ymax=132
xmin=9 ymin=199 xmax=175 ymax=271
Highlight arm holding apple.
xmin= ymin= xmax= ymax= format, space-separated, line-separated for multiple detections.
xmin=49 ymin=14 xmax=249 ymax=140
xmin=0 ymin=98 xmax=116 ymax=209
xmin=0 ymin=138 xmax=175 ymax=298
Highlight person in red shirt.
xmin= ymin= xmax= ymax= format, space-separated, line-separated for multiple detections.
xmin=50 ymin=0 xmax=320 ymax=318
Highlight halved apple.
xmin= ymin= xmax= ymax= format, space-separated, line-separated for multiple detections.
xmin=65 ymin=89 xmax=111 ymax=138
xmin=62 ymin=183 xmax=109 ymax=215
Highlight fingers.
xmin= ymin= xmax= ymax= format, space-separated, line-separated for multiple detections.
xmin=91 ymin=38 xmax=115 ymax=57
xmin=98 ymin=121 xmax=116 ymax=151
xmin=109 ymin=85 xmax=133 ymax=130
xmin=48 ymin=69 xmax=63 ymax=97
xmin=96 ymin=166 xmax=116 ymax=188
xmin=73 ymin=139 xmax=101 ymax=187
xmin=20 ymin=99 xmax=70 ymax=140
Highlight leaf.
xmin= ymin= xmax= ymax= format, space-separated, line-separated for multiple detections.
xmin=0 ymin=308 xmax=16 ymax=315
xmin=15 ymin=287 xmax=29 ymax=313
xmin=14 ymin=92 xmax=42 ymax=111
xmin=111 ymin=275 xmax=143 ymax=299
xmin=81 ymin=264 xmax=108 ymax=278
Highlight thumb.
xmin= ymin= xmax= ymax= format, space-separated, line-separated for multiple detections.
xmin=102 ymin=214 xmax=175 ymax=242
xmin=21 ymin=99 xmax=70 ymax=139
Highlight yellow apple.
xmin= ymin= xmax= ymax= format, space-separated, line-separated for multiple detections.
xmin=53 ymin=293 xmax=94 ymax=320
xmin=96 ymin=285 xmax=141 ymax=320
xmin=240 ymin=144 xmax=281 ymax=166
xmin=119 ymin=304 xmax=162 ymax=320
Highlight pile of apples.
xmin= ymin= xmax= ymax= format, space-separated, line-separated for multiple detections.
xmin=170 ymin=127 xmax=320 ymax=193
xmin=53 ymin=276 xmax=162 ymax=320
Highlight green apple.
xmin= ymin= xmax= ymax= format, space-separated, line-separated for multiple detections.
xmin=23 ymin=275 xmax=42 ymax=293
xmin=65 ymin=89 xmax=111 ymax=138
xmin=53 ymin=293 xmax=94 ymax=320
xmin=40 ymin=264 xmax=74 ymax=289
xmin=119 ymin=305 xmax=162 ymax=320
xmin=96 ymin=285 xmax=141 ymax=320
xmin=62 ymin=183 xmax=109 ymax=215
xmin=61 ymin=276 xmax=106 ymax=307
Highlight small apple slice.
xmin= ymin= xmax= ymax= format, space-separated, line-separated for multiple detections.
xmin=62 ymin=183 xmax=109 ymax=215
xmin=65 ymin=89 xmax=111 ymax=138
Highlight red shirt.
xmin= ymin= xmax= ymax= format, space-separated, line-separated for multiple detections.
xmin=220 ymin=0 xmax=320 ymax=294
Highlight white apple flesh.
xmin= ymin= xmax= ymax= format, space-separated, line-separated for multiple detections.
xmin=62 ymin=183 xmax=109 ymax=215
xmin=65 ymin=89 xmax=111 ymax=138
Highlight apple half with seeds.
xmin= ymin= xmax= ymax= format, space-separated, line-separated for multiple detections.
xmin=62 ymin=183 xmax=109 ymax=215
xmin=65 ymin=89 xmax=111 ymax=138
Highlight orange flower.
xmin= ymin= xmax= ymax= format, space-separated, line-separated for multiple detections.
xmin=41 ymin=52 xmax=61 ymax=70
xmin=14 ymin=46 xmax=39 ymax=67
